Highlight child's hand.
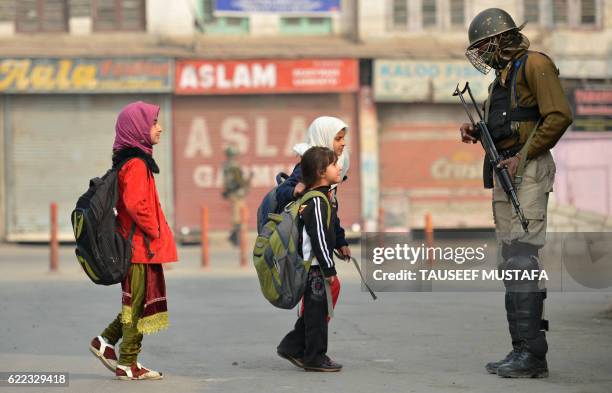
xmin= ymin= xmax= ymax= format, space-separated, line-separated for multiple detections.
xmin=325 ymin=275 xmax=336 ymax=284
xmin=337 ymin=246 xmax=351 ymax=260
xmin=293 ymin=182 xmax=306 ymax=197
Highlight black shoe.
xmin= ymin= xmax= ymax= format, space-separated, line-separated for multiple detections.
xmin=304 ymin=356 xmax=343 ymax=372
xmin=497 ymin=350 xmax=548 ymax=378
xmin=228 ymin=229 xmax=239 ymax=246
xmin=485 ymin=349 xmax=520 ymax=374
xmin=277 ymin=350 xmax=304 ymax=368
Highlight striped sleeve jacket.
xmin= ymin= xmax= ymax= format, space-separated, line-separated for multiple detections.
xmin=299 ymin=186 xmax=337 ymax=277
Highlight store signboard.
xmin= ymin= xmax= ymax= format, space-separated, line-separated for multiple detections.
xmin=374 ymin=59 xmax=492 ymax=103
xmin=570 ymin=87 xmax=612 ymax=131
xmin=0 ymin=58 xmax=172 ymax=93
xmin=215 ymin=0 xmax=340 ymax=14
xmin=176 ymin=59 xmax=358 ymax=95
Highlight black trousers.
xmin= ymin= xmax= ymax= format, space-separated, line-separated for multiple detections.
xmin=277 ymin=266 xmax=329 ymax=366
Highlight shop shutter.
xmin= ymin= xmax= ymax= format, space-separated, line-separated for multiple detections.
xmin=173 ymin=93 xmax=361 ymax=233
xmin=5 ymin=94 xmax=172 ymax=240
xmin=378 ymin=103 xmax=490 ymax=229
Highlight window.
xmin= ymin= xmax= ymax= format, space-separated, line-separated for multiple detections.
xmin=279 ymin=17 xmax=332 ymax=35
xmin=390 ymin=0 xmax=466 ymax=31
xmin=70 ymin=0 xmax=91 ymax=18
xmin=523 ymin=0 xmax=540 ymax=24
xmin=422 ymin=0 xmax=437 ymax=27
xmin=580 ymin=0 xmax=596 ymax=25
xmin=16 ymin=0 xmax=68 ymax=33
xmin=92 ymin=0 xmax=145 ymax=32
xmin=523 ymin=0 xmax=601 ymax=28
xmin=199 ymin=0 xmax=249 ymax=34
xmin=450 ymin=0 xmax=464 ymax=27
xmin=552 ymin=0 xmax=568 ymax=25
xmin=392 ymin=0 xmax=408 ymax=29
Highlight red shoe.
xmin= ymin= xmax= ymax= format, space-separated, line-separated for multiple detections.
xmin=116 ymin=362 xmax=163 ymax=380
xmin=89 ymin=336 xmax=117 ymax=372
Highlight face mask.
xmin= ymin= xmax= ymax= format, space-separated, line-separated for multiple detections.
xmin=489 ymin=53 xmax=510 ymax=70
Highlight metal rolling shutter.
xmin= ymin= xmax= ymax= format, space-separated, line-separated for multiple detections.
xmin=5 ymin=94 xmax=172 ymax=241
xmin=378 ymin=103 xmax=490 ymax=229
xmin=173 ymin=93 xmax=361 ymax=233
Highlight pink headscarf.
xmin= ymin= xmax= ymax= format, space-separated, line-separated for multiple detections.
xmin=113 ymin=101 xmax=160 ymax=155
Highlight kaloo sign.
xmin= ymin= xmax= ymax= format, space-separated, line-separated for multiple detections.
xmin=374 ymin=59 xmax=493 ymax=103
xmin=0 ymin=58 xmax=172 ymax=93
xmin=175 ymin=59 xmax=358 ymax=94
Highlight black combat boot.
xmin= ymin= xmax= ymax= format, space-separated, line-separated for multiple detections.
xmin=485 ymin=347 xmax=520 ymax=374
xmin=497 ymin=346 xmax=548 ymax=378
xmin=486 ymin=290 xmax=522 ymax=374
xmin=499 ymin=286 xmax=548 ymax=378
xmin=496 ymin=254 xmax=549 ymax=378
xmin=228 ymin=225 xmax=240 ymax=246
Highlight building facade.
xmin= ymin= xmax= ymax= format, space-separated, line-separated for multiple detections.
xmin=0 ymin=0 xmax=609 ymax=240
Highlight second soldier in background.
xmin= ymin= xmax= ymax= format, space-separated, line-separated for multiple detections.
xmin=222 ymin=146 xmax=251 ymax=246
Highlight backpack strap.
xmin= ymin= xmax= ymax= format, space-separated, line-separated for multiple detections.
xmin=275 ymin=172 xmax=289 ymax=185
xmin=515 ymin=119 xmax=543 ymax=184
xmin=510 ymin=54 xmax=526 ymax=109
xmin=142 ymin=233 xmax=155 ymax=259
xmin=483 ymin=77 xmax=498 ymax=123
xmin=128 ymin=223 xmax=137 ymax=242
xmin=324 ymin=278 xmax=334 ymax=319
xmin=509 ymin=53 xmax=541 ymax=123
xmin=299 ymin=190 xmax=331 ymax=226
xmin=115 ymin=157 xmax=155 ymax=259
xmin=512 ymin=52 xmax=550 ymax=182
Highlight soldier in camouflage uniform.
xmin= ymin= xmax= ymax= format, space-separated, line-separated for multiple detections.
xmin=460 ymin=8 xmax=573 ymax=378
xmin=222 ymin=147 xmax=250 ymax=246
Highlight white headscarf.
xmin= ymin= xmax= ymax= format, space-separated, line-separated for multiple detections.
xmin=293 ymin=116 xmax=350 ymax=181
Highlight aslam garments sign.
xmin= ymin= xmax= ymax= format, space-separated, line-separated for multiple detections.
xmin=0 ymin=58 xmax=172 ymax=93
xmin=175 ymin=59 xmax=358 ymax=95
xmin=172 ymin=94 xmax=360 ymax=231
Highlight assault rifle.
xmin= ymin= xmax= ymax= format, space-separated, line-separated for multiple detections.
xmin=453 ymin=82 xmax=529 ymax=233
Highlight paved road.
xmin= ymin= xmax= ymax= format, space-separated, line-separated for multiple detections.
xmin=1 ymin=244 xmax=611 ymax=393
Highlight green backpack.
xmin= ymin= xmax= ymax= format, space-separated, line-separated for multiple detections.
xmin=253 ymin=190 xmax=331 ymax=309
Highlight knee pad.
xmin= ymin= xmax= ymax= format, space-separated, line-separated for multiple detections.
xmin=501 ymin=241 xmax=540 ymax=260
xmin=499 ymin=254 xmax=541 ymax=291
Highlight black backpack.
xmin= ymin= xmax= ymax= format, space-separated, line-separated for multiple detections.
xmin=256 ymin=172 xmax=289 ymax=234
xmin=70 ymin=159 xmax=139 ymax=285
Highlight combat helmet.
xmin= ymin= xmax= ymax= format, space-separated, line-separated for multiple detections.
xmin=465 ymin=8 xmax=526 ymax=74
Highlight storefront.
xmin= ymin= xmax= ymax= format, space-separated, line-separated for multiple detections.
xmin=0 ymin=58 xmax=173 ymax=241
xmin=553 ymin=81 xmax=612 ymax=216
xmin=173 ymin=58 xmax=361 ymax=233
xmin=373 ymin=59 xmax=494 ymax=229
